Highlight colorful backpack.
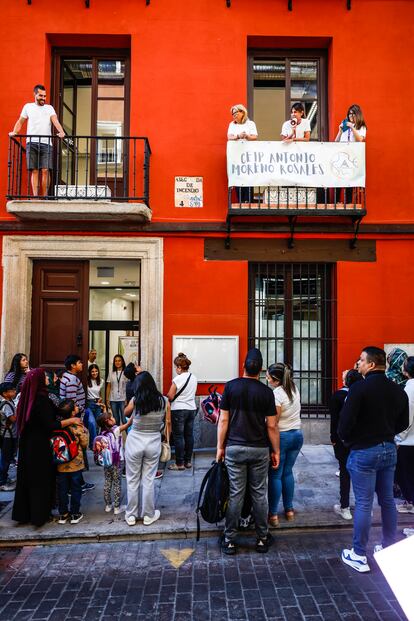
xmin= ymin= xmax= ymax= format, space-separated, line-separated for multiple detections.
xmin=93 ymin=429 xmax=121 ymax=468
xmin=50 ymin=428 xmax=78 ymax=464
xmin=201 ymin=385 xmax=222 ymax=425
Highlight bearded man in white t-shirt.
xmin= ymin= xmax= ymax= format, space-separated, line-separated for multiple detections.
xmin=9 ymin=84 xmax=65 ymax=197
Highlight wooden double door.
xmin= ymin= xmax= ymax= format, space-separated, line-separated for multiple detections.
xmin=31 ymin=261 xmax=89 ymax=372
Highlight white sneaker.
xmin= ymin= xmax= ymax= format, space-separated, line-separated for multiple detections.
xmin=403 ymin=528 xmax=414 ymax=538
xmin=374 ymin=544 xmax=383 ymax=553
xmin=396 ymin=502 xmax=414 ymax=514
xmin=143 ymin=509 xmax=160 ymax=525
xmin=335 ymin=470 xmax=340 ymax=477
xmin=341 ymin=548 xmax=370 ymax=573
xmin=114 ymin=505 xmax=125 ymax=515
xmin=105 ymin=505 xmax=112 ymax=513
xmin=125 ymin=515 xmax=136 ymax=526
xmin=334 ymin=504 xmax=352 ymax=520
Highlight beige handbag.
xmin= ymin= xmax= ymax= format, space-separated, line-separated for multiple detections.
xmin=160 ymin=441 xmax=171 ymax=463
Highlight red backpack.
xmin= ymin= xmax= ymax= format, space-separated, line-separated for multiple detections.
xmin=50 ymin=428 xmax=78 ymax=464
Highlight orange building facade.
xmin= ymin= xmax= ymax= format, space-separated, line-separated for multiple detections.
xmin=0 ymin=0 xmax=413 ymax=426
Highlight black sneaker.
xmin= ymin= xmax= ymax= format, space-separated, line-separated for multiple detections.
xmin=256 ymin=532 xmax=274 ymax=553
xmin=58 ymin=513 xmax=70 ymax=524
xmin=70 ymin=513 xmax=84 ymax=524
xmin=81 ymin=483 xmax=95 ymax=492
xmin=219 ymin=534 xmax=237 ymax=556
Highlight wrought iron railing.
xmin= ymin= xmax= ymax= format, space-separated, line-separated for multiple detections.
xmin=228 ymin=185 xmax=366 ymax=214
xmin=7 ymin=135 xmax=151 ymax=205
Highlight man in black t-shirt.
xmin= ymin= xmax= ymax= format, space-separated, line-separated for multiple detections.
xmin=216 ymin=348 xmax=280 ymax=555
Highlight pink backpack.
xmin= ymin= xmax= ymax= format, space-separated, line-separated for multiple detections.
xmin=201 ymin=385 xmax=221 ymax=425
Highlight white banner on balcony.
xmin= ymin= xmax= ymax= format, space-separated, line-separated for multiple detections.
xmin=227 ymin=141 xmax=366 ymax=188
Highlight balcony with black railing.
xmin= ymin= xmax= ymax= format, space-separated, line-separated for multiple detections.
xmin=226 ymin=140 xmax=366 ymax=248
xmin=7 ymin=135 xmax=151 ymax=222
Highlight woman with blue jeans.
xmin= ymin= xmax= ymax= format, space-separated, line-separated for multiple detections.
xmin=267 ymin=363 xmax=303 ymax=526
xmin=106 ymin=355 xmax=127 ymax=426
xmin=85 ymin=364 xmax=105 ymax=448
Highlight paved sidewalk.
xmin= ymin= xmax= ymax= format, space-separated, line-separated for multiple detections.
xmin=0 ymin=445 xmax=413 ymax=544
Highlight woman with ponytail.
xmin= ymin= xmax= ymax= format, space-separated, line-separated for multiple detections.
xmin=266 ymin=363 xmax=303 ymax=526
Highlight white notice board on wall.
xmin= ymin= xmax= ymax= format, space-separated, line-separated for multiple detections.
xmin=172 ymin=336 xmax=239 ymax=383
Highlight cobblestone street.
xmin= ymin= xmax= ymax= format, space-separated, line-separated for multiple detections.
xmin=0 ymin=527 xmax=407 ymax=621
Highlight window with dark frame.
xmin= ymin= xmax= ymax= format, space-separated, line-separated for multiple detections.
xmin=248 ymin=49 xmax=328 ymax=142
xmin=248 ymin=263 xmax=336 ymax=418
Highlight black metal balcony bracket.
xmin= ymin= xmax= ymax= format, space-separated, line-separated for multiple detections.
xmin=347 ymin=0 xmax=352 ymax=9
xmin=288 ymin=215 xmax=297 ymax=249
xmin=226 ymin=0 xmax=231 ymax=7
xmin=350 ymin=215 xmax=362 ymax=249
xmin=146 ymin=0 xmax=151 ymax=5
xmin=85 ymin=0 xmax=90 ymax=7
xmin=27 ymin=0 xmax=32 ymax=4
xmin=288 ymin=0 xmax=293 ymax=10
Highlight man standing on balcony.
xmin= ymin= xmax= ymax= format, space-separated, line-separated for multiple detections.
xmin=9 ymin=84 xmax=65 ymax=197
xmin=338 ymin=346 xmax=409 ymax=573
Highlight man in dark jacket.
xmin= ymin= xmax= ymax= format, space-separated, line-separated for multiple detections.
xmin=338 ymin=346 xmax=409 ymax=573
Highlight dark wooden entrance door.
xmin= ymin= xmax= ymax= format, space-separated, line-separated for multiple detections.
xmin=31 ymin=260 xmax=89 ymax=371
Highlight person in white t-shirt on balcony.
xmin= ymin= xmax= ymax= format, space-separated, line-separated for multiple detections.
xmin=227 ymin=104 xmax=258 ymax=204
xmin=9 ymin=84 xmax=65 ymax=197
xmin=335 ymin=104 xmax=367 ymax=143
xmin=281 ymin=102 xmax=311 ymax=143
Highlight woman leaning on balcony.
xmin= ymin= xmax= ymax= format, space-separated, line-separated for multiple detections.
xmin=335 ymin=104 xmax=367 ymax=142
xmin=227 ymin=104 xmax=258 ymax=204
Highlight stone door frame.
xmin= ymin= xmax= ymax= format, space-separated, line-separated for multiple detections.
xmin=1 ymin=235 xmax=163 ymax=386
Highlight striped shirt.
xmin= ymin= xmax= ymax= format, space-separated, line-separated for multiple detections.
xmin=59 ymin=372 xmax=85 ymax=415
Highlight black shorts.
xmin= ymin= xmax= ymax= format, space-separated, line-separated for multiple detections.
xmin=26 ymin=142 xmax=53 ymax=170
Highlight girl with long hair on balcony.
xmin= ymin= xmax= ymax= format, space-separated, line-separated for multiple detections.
xmin=335 ymin=104 xmax=367 ymax=142
xmin=227 ymin=104 xmax=258 ymax=203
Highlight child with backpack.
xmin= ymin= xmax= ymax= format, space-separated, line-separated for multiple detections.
xmin=56 ymin=399 xmax=89 ymax=525
xmin=95 ymin=411 xmax=131 ymax=514
xmin=0 ymin=382 xmax=18 ymax=492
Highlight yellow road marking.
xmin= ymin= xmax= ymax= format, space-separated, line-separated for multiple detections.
xmin=160 ymin=548 xmax=195 ymax=569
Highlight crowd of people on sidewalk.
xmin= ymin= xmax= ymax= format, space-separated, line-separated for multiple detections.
xmin=1 ymin=342 xmax=413 ymax=574
xmin=0 ymin=350 xmax=198 ymax=528
xmin=216 ymin=345 xmax=413 ymax=574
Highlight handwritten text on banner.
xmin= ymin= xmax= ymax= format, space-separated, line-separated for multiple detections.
xmin=227 ymin=141 xmax=365 ymax=188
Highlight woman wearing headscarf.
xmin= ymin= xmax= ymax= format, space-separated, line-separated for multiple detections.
xmin=386 ymin=348 xmax=408 ymax=387
xmin=12 ymin=368 xmax=81 ymax=527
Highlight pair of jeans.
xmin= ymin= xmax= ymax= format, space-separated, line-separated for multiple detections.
xmin=0 ymin=437 xmax=17 ymax=485
xmin=171 ymin=409 xmax=196 ymax=465
xmin=110 ymin=401 xmax=126 ymax=426
xmin=57 ymin=470 xmax=83 ymax=515
xmin=334 ymin=442 xmax=351 ymax=508
xmin=85 ymin=400 xmax=101 ymax=449
xmin=347 ymin=442 xmax=397 ymax=556
xmin=224 ymin=445 xmax=269 ymax=542
xmin=268 ymin=429 xmax=303 ymax=515
xmin=395 ymin=445 xmax=414 ymax=504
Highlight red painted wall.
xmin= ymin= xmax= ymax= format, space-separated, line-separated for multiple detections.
xmin=1 ymin=0 xmax=413 ymax=222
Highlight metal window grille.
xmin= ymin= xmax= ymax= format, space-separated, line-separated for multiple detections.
xmin=248 ymin=263 xmax=336 ymax=418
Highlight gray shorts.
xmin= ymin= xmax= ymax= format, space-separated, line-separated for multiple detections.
xmin=26 ymin=142 xmax=53 ymax=170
